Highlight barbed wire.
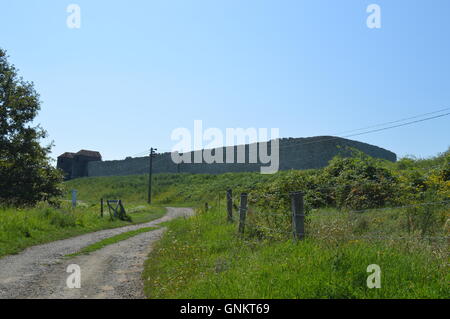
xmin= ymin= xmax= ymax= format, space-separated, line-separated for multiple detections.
xmin=346 ymin=235 xmax=450 ymax=240
xmin=222 ymin=197 xmax=449 ymax=243
xmin=251 ymin=200 xmax=450 ymax=216
xmin=244 ymin=222 xmax=449 ymax=241
xmin=339 ymin=200 xmax=450 ymax=215
xmin=241 ymin=220 xmax=450 ymax=241
xmin=219 ymin=193 xmax=449 ymax=245
xmin=251 ymin=211 xmax=288 ymax=217
xmin=247 ymin=223 xmax=292 ymax=235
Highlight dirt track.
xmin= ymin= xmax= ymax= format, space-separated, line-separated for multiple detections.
xmin=0 ymin=207 xmax=193 ymax=299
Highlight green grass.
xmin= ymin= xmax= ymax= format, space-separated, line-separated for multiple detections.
xmin=64 ymin=172 xmax=272 ymax=206
xmin=66 ymin=226 xmax=159 ymax=257
xmin=63 ymin=158 xmax=448 ymax=298
xmin=0 ymin=203 xmax=166 ymax=258
xmin=142 ymin=207 xmax=449 ymax=299
xmin=4 ymin=150 xmax=445 ymax=298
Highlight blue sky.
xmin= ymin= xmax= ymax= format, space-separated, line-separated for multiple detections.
xmin=1 ymin=0 xmax=449 ymax=161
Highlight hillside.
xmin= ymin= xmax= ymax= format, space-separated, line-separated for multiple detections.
xmin=63 ymin=150 xmax=450 ymax=298
xmin=65 ymin=149 xmax=447 ymax=210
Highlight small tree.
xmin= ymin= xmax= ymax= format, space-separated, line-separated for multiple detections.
xmin=0 ymin=48 xmax=63 ymax=206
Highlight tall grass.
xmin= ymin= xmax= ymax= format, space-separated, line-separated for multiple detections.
xmin=64 ymin=172 xmax=273 ymax=206
xmin=0 ymin=202 xmax=165 ymax=257
xmin=143 ymin=207 xmax=449 ymax=299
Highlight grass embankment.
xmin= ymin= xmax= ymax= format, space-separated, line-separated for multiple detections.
xmin=64 ymin=148 xmax=449 ymax=213
xmin=66 ymin=226 xmax=159 ymax=257
xmin=65 ymin=151 xmax=448 ymax=298
xmin=0 ymin=203 xmax=165 ymax=258
xmin=52 ymin=150 xmax=449 ymax=298
xmin=142 ymin=207 xmax=449 ymax=299
xmin=64 ymin=172 xmax=271 ymax=206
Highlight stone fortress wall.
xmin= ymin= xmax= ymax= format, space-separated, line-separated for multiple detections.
xmin=86 ymin=136 xmax=397 ymax=177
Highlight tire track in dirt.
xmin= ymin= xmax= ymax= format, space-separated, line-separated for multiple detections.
xmin=0 ymin=207 xmax=193 ymax=299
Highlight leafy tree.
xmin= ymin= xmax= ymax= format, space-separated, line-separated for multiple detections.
xmin=0 ymin=48 xmax=63 ymax=206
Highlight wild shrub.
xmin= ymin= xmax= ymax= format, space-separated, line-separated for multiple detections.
xmin=320 ymin=151 xmax=399 ymax=210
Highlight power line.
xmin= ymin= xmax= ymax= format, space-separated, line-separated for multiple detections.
xmin=333 ymin=107 xmax=450 ymax=135
xmin=342 ymin=112 xmax=450 ymax=138
xmin=108 ymin=107 xmax=450 ymax=174
xmin=132 ymin=108 xmax=450 ymax=157
xmin=279 ymin=111 xmax=450 ymax=151
xmin=128 ymin=108 xmax=450 ymax=160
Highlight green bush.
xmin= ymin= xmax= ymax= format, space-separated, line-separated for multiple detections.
xmin=320 ymin=151 xmax=399 ymax=209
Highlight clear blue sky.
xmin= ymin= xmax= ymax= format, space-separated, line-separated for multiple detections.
xmin=1 ymin=0 xmax=449 ymax=161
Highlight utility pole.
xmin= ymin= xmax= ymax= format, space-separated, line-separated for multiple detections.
xmin=148 ymin=147 xmax=157 ymax=204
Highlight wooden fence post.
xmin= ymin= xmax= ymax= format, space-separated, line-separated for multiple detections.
xmin=238 ymin=193 xmax=248 ymax=234
xmin=118 ymin=200 xmax=122 ymax=219
xmin=226 ymin=189 xmax=233 ymax=222
xmin=291 ymin=192 xmax=305 ymax=240
xmin=100 ymin=198 xmax=104 ymax=217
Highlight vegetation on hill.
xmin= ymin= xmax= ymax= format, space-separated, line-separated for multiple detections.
xmin=65 ymin=147 xmax=449 ymax=212
xmin=64 ymin=149 xmax=449 ymax=247
xmin=1 ymin=140 xmax=448 ymax=297
xmin=139 ymin=151 xmax=448 ymax=298
xmin=62 ymin=148 xmax=449 ymax=298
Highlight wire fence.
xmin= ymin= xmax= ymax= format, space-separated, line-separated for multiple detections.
xmin=220 ymin=188 xmax=450 ymax=244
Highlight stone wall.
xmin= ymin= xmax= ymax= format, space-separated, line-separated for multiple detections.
xmin=87 ymin=136 xmax=397 ymax=177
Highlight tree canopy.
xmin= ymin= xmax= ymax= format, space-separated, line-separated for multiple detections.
xmin=0 ymin=48 xmax=63 ymax=206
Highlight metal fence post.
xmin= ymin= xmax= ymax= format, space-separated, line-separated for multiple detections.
xmin=100 ymin=198 xmax=104 ymax=217
xmin=226 ymin=189 xmax=233 ymax=222
xmin=291 ymin=192 xmax=305 ymax=240
xmin=238 ymin=193 xmax=248 ymax=234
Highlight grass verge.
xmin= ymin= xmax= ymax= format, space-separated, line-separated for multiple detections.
xmin=0 ymin=204 xmax=166 ymax=258
xmin=142 ymin=207 xmax=449 ymax=299
xmin=66 ymin=226 xmax=160 ymax=257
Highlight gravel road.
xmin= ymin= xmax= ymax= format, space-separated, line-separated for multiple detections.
xmin=0 ymin=207 xmax=194 ymax=299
